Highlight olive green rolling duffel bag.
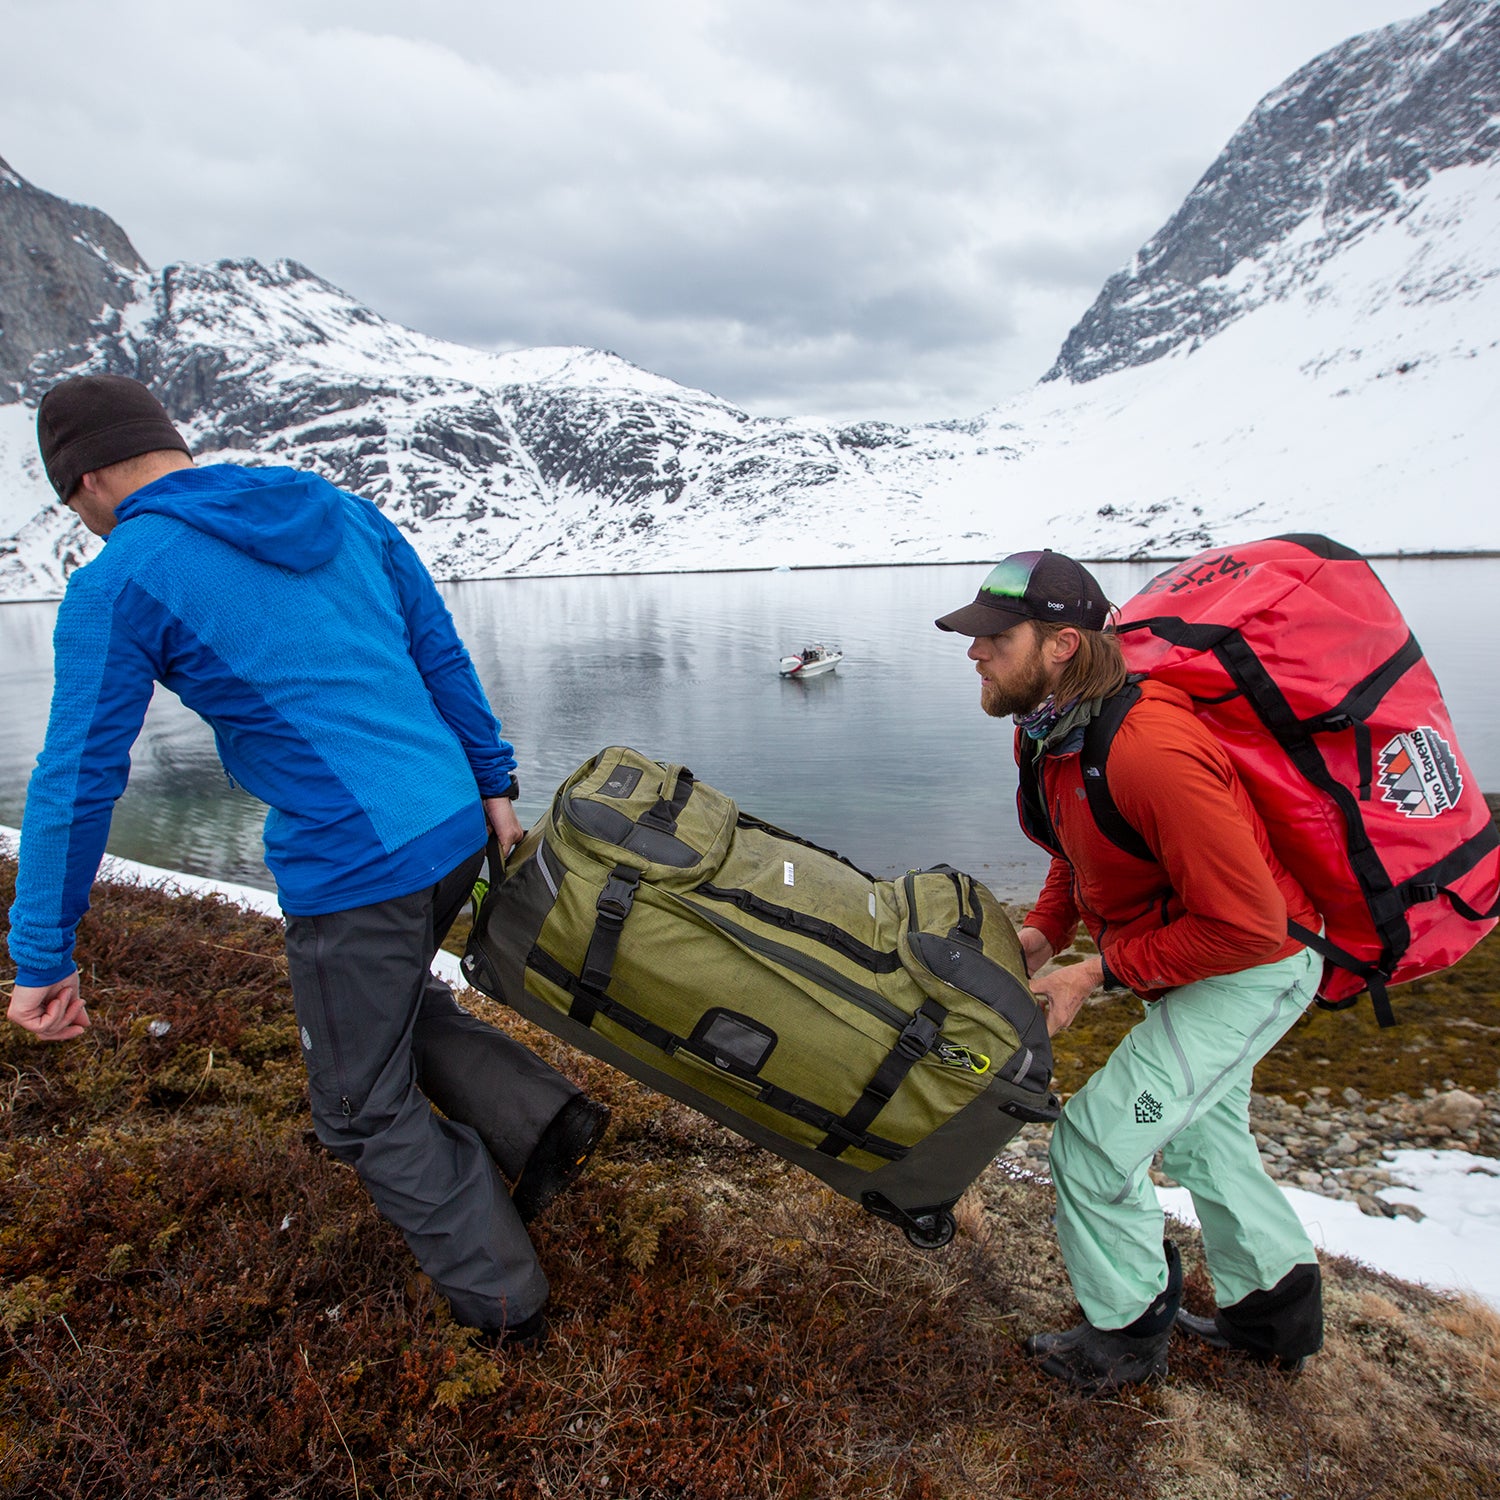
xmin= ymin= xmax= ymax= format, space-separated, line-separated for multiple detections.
xmin=461 ymin=746 xmax=1059 ymax=1248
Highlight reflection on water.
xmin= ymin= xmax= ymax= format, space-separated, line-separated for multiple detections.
xmin=1 ymin=558 xmax=1496 ymax=902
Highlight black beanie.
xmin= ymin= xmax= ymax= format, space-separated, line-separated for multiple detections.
xmin=37 ymin=374 xmax=191 ymax=501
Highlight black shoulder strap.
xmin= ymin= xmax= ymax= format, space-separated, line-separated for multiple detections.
xmin=1079 ymin=680 xmax=1155 ymax=863
xmin=1015 ymin=735 xmax=1058 ymax=856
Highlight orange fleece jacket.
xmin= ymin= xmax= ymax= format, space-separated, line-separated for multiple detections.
xmin=1021 ymin=681 xmax=1318 ymax=999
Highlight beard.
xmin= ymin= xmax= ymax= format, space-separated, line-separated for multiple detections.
xmin=979 ymin=640 xmax=1053 ymax=719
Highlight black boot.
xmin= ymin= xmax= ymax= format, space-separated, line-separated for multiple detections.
xmin=511 ymin=1095 xmax=610 ymax=1225
xmin=1175 ymin=1261 xmax=1322 ymax=1372
xmin=1028 ymin=1240 xmax=1182 ymax=1395
xmin=472 ymin=1302 xmax=550 ymax=1352
xmin=1024 ymin=1322 xmax=1092 ymax=1360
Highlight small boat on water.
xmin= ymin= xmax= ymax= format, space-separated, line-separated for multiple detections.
xmin=779 ymin=643 xmax=843 ymax=678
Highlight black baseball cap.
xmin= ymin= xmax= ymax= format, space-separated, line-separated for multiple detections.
xmin=935 ymin=549 xmax=1111 ymax=636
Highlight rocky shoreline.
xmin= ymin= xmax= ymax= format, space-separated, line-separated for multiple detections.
xmin=1003 ymin=1083 xmax=1500 ymax=1220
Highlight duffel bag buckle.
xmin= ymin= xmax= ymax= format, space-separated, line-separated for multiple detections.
xmin=596 ymin=866 xmax=642 ymax=926
xmin=895 ymin=1010 xmax=942 ymax=1062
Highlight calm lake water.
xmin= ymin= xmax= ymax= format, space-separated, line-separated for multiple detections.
xmin=1 ymin=559 xmax=1495 ymax=902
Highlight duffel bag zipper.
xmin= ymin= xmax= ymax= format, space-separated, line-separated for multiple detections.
xmin=674 ymin=893 xmax=913 ymax=1036
xmin=695 ymin=883 xmax=901 ymax=973
xmin=905 ymin=870 xmax=985 ymax=946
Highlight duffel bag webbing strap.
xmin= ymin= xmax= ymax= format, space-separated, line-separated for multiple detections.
xmin=571 ymin=864 xmax=642 ymax=1025
xmin=1300 ymin=822 xmax=1500 ymax=1029
xmin=952 ymin=871 xmax=983 ymax=940
xmin=816 ymin=998 xmax=947 ymax=1158
xmin=484 ymin=831 xmax=506 ymax=883
xmin=469 ymin=832 xmax=506 ymax=924
xmin=530 ymin=945 xmax=683 ymax=1055
xmin=526 ymin=945 xmax=910 ymax=1161
xmin=1398 ymin=821 xmax=1500 ymax=923
xmin=1291 ymin=920 xmax=1399 ymax=1029
xmin=1301 ymin=634 xmax=1423 ymax=801
xmin=1213 ymin=630 xmax=1416 ymax=979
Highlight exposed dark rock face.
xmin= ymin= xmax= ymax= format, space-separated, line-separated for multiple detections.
xmin=0 ymin=156 xmax=147 ymax=397
xmin=1045 ymin=0 xmax=1500 ymax=383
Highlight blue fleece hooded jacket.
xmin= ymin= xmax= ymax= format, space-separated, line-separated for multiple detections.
xmin=7 ymin=463 xmax=515 ymax=987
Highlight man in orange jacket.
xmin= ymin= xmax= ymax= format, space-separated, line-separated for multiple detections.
xmin=937 ymin=549 xmax=1325 ymax=1393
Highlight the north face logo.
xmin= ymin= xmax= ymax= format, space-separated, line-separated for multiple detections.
xmin=1135 ymin=1090 xmax=1163 ymax=1124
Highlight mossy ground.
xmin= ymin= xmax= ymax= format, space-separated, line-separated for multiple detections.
xmin=3 ymin=852 xmax=1499 ymax=1499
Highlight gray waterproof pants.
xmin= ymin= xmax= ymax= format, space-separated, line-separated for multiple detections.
xmin=285 ymin=849 xmax=577 ymax=1332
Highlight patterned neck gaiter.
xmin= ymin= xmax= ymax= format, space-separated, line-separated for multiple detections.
xmin=1015 ymin=694 xmax=1062 ymax=741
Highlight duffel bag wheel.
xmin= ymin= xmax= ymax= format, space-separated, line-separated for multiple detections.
xmin=902 ymin=1209 xmax=956 ymax=1250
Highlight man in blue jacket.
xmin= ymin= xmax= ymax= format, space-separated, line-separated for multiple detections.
xmin=5 ymin=374 xmax=605 ymax=1345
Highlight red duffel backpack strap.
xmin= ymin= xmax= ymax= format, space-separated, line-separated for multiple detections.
xmin=1016 ymin=680 xmax=1152 ymax=862
xmin=1077 ymin=679 xmax=1152 ymax=864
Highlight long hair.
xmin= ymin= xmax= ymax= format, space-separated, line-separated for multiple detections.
xmin=1035 ymin=619 xmax=1129 ymax=705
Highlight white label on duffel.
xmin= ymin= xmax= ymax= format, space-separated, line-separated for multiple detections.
xmin=784 ymin=861 xmax=795 ymax=885
xmin=868 ymin=893 xmax=876 ymax=918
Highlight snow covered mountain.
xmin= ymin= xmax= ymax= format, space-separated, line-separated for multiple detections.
xmin=1048 ymin=0 xmax=1499 ymax=384
xmin=0 ymin=235 xmax=1008 ymax=599
xmin=968 ymin=0 xmax=1499 ymax=555
xmin=1 ymin=0 xmax=1496 ymax=603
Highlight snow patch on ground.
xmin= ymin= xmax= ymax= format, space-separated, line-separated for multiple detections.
xmin=1162 ymin=1148 xmax=1500 ymax=1312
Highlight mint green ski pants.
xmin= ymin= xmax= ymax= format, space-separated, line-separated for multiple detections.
xmin=1049 ymin=943 xmax=1320 ymax=1331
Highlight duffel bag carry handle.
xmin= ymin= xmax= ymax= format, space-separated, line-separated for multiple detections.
xmin=639 ymin=765 xmax=696 ymax=834
xmin=469 ymin=831 xmax=508 ymax=924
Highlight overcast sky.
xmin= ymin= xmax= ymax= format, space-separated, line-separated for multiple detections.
xmin=2 ymin=0 xmax=1426 ymax=423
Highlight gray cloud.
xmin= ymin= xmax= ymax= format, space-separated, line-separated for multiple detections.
xmin=0 ymin=0 xmax=1425 ymax=422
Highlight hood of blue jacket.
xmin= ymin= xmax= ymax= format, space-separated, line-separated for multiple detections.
xmin=113 ymin=463 xmax=346 ymax=572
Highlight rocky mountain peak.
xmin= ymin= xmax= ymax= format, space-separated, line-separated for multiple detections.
xmin=1044 ymin=0 xmax=1500 ymax=384
xmin=0 ymin=155 xmax=148 ymax=397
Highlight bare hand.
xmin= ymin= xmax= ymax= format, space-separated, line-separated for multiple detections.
xmin=482 ymin=795 xmax=525 ymax=856
xmin=1030 ymin=956 xmax=1103 ymax=1037
xmin=7 ymin=972 xmax=91 ymax=1041
xmin=1017 ymin=925 xmax=1054 ymax=977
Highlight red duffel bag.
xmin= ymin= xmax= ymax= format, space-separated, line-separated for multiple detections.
xmin=1077 ymin=535 xmax=1498 ymax=1025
